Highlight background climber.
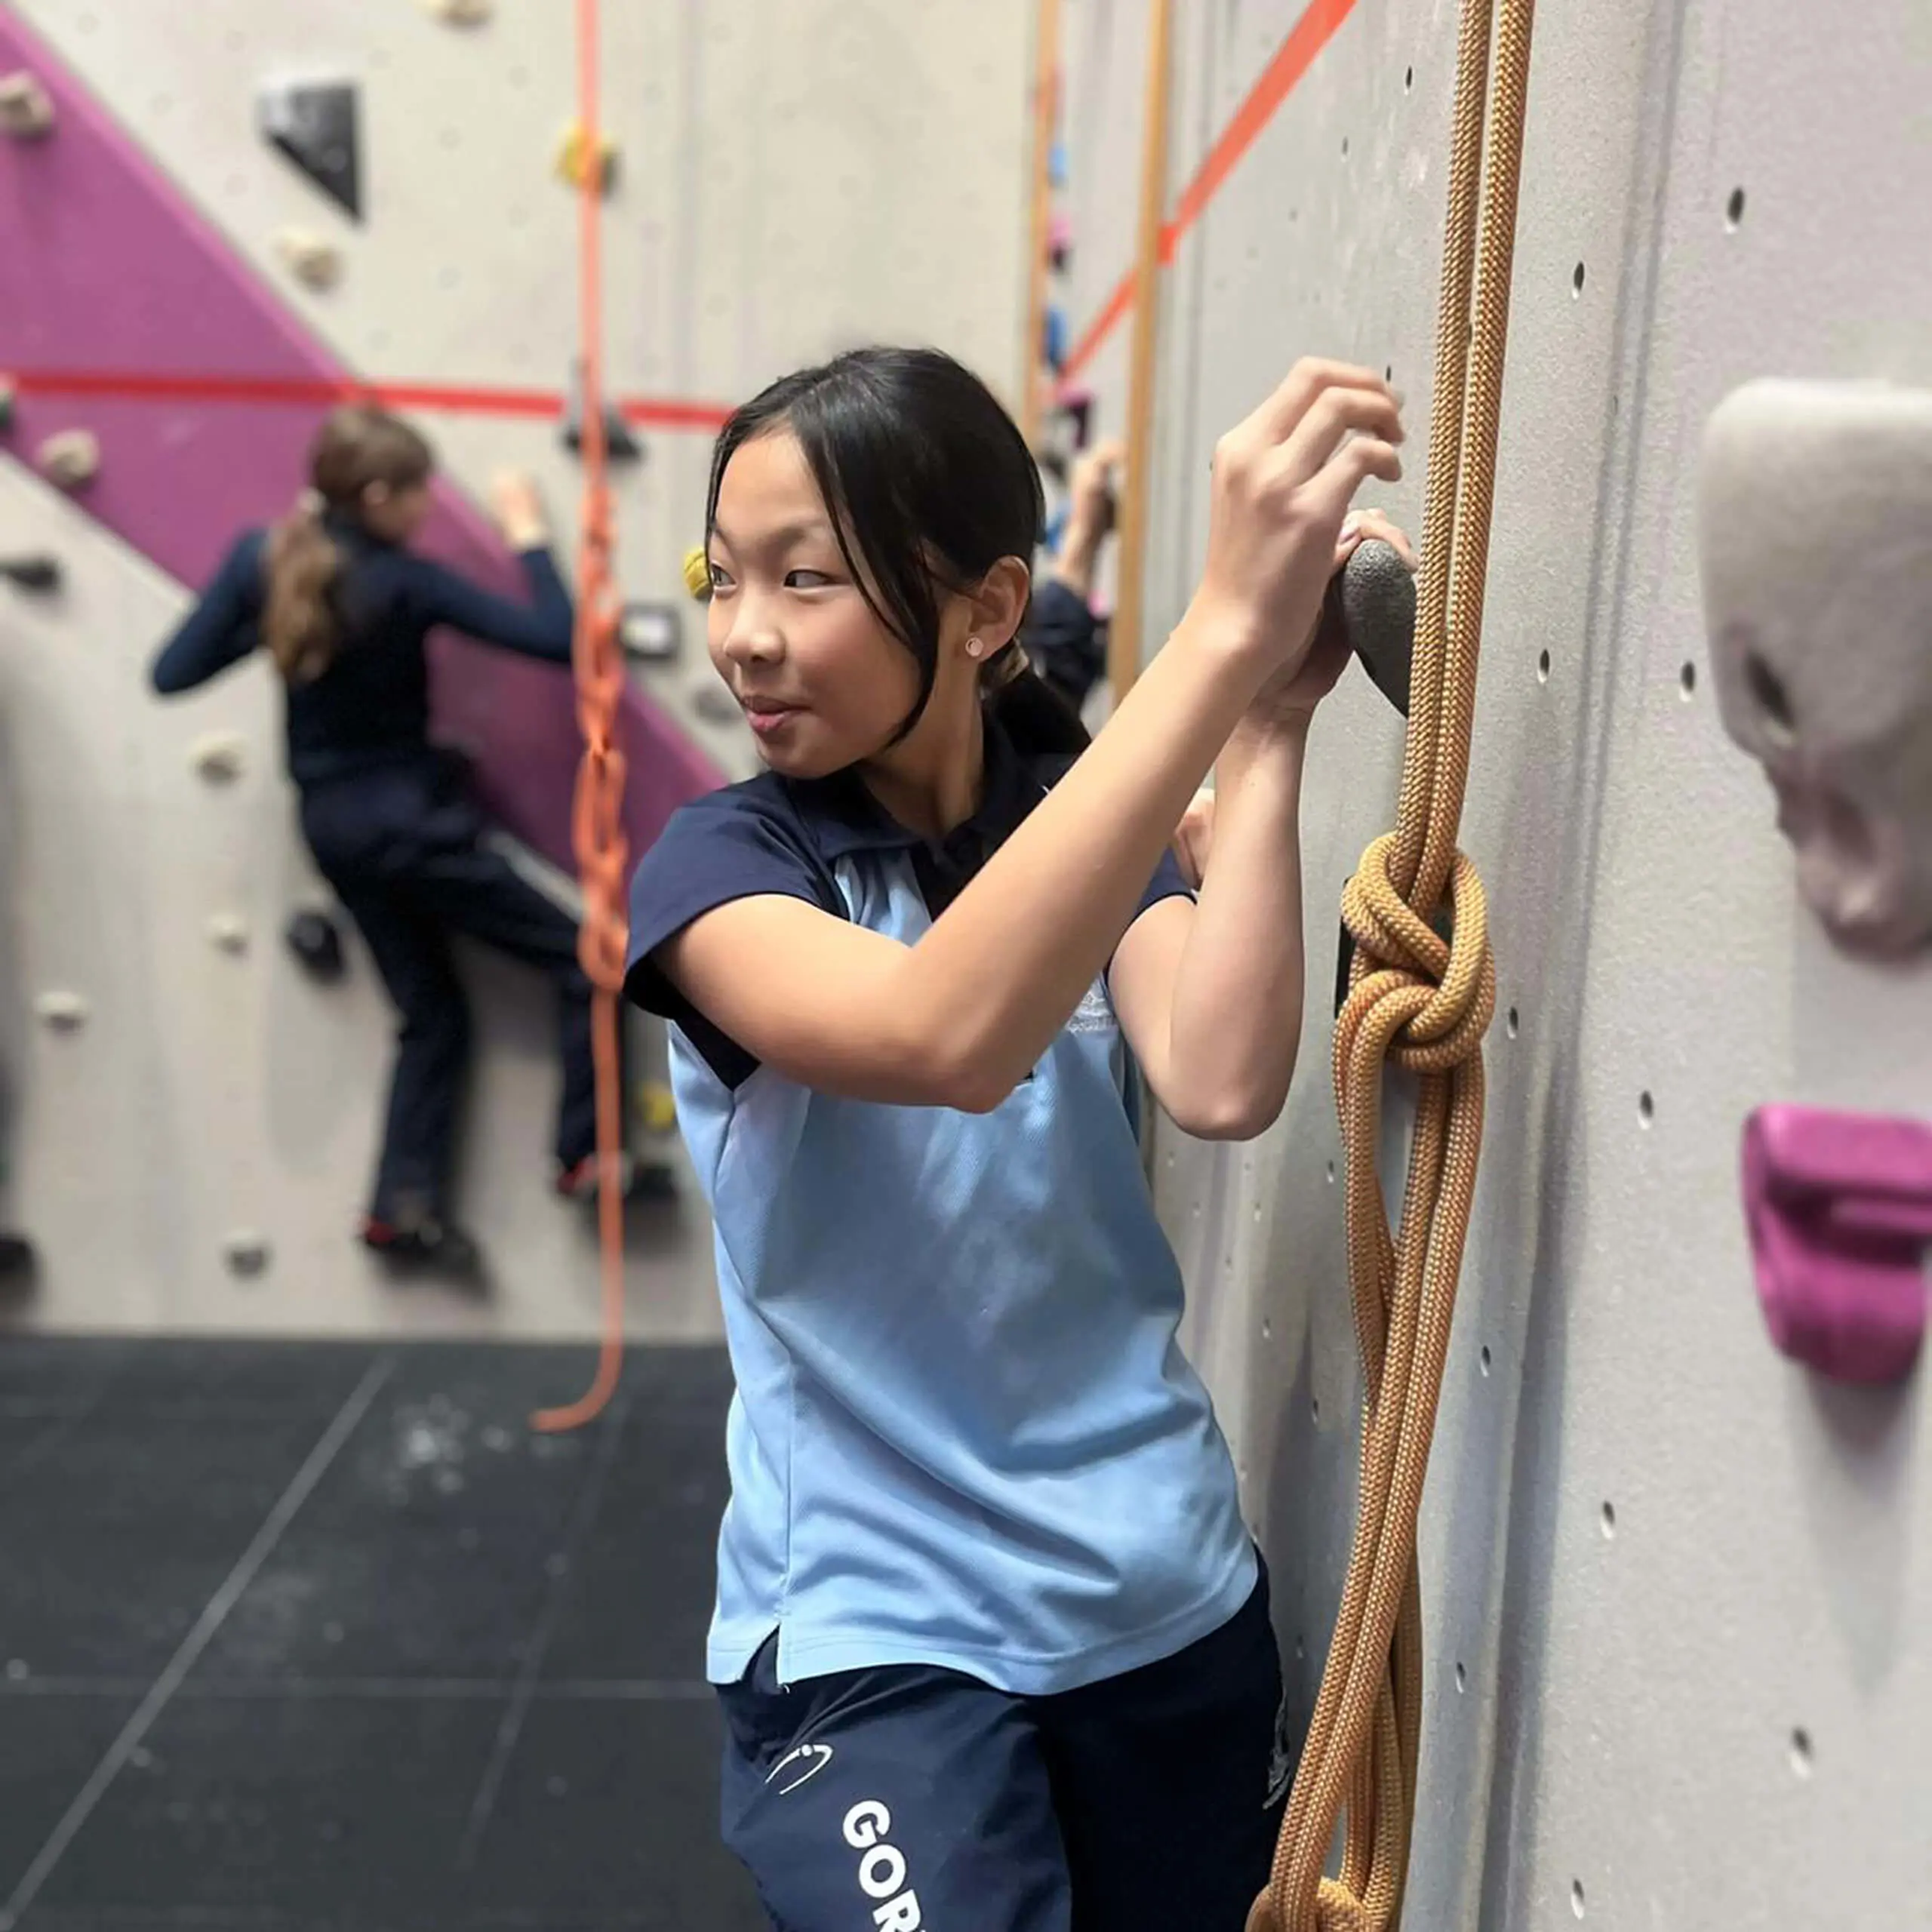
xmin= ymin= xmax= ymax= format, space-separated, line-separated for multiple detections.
xmin=149 ymin=404 xmax=629 ymax=1280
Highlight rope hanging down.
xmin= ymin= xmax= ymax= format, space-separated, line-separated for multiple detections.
xmin=534 ymin=0 xmax=629 ymax=1433
xmin=1251 ymin=2 xmax=1534 ymax=1926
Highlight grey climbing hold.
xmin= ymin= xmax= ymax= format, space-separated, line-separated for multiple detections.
xmin=561 ymin=360 xmax=641 ymax=463
xmin=0 ymin=71 xmax=54 ymax=140
xmin=618 ymin=601 xmax=680 ymax=661
xmin=1336 ymin=537 xmax=1416 ymax=716
xmin=0 ymin=554 xmax=61 ymax=593
xmin=222 ymin=1232 xmax=272 ymax=1280
xmin=259 ymin=78 xmax=361 ymax=221
xmin=37 ymin=429 xmax=99 ymax=491
xmin=285 ymin=908 xmax=346 ymax=980
xmin=275 ymin=227 xmax=344 ymax=291
xmin=691 ymin=684 xmax=741 ymax=727
xmin=420 ymin=0 xmax=492 ymax=22
xmin=208 ymin=912 xmax=251 ymax=956
xmin=33 ymin=989 xmax=88 ymax=1032
xmin=190 ymin=732 xmax=247 ymax=784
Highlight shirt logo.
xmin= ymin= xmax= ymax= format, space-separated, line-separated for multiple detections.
xmin=767 ymin=1742 xmax=835 ymax=1794
xmin=1066 ymin=980 xmax=1116 ymax=1036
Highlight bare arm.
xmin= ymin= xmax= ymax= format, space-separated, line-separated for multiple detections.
xmin=1110 ymin=718 xmax=1311 ymax=1138
xmin=660 ymin=361 xmax=1404 ymax=1110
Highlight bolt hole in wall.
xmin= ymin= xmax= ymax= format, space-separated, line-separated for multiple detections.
xmin=1571 ymin=1879 xmax=1587 ymax=1920
xmin=1478 ymin=1345 xmax=1493 ymax=1377
xmin=1679 ymin=660 xmax=1697 ymax=699
xmin=1537 ymin=648 xmax=1551 ymax=683
xmin=1638 ymin=1091 xmax=1655 ymax=1128
xmin=1404 ymin=65 xmax=1414 ymax=93
xmin=1506 ymin=1004 xmax=1520 ymax=1038
xmin=1727 ymin=186 xmax=1747 ymax=230
xmin=1454 ymin=1661 xmax=1467 ymax=1693
xmin=1600 ymin=1500 xmax=1617 ymax=1539
xmin=1571 ymin=260 xmax=1586 ymax=297
xmin=1789 ymin=1727 xmax=1814 ymax=1777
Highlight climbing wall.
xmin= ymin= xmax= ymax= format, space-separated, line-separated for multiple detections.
xmin=1061 ymin=1 xmax=1932 ymax=1924
xmin=0 ymin=0 xmax=1032 ymax=1334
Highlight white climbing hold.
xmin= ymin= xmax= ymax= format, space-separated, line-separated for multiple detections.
xmin=275 ymin=227 xmax=343 ymax=291
xmin=0 ymin=71 xmax=55 ymax=140
xmin=36 ymin=429 xmax=99 ymax=491
xmin=222 ymin=1232 xmax=271 ymax=1280
xmin=189 ymin=731 xmax=247 ymax=784
xmin=208 ymin=912 xmax=251 ymax=955
xmin=420 ymin=0 xmax=492 ymax=22
xmin=34 ymin=989 xmax=88 ymax=1032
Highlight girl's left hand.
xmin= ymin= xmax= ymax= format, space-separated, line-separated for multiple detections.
xmin=1244 ymin=508 xmax=1416 ymax=728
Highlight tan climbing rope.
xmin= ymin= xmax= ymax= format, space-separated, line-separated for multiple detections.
xmin=1250 ymin=2 xmax=1534 ymax=1927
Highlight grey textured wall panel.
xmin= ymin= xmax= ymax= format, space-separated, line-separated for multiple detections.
xmin=1064 ymin=0 xmax=1932 ymax=1922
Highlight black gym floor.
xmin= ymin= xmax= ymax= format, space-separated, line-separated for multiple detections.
xmin=0 ymin=1336 xmax=762 ymax=1930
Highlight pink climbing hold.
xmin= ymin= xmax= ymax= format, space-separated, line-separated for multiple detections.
xmin=1740 ymin=1104 xmax=1932 ymax=1384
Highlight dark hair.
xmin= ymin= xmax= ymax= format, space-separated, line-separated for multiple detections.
xmin=706 ymin=346 xmax=1088 ymax=757
xmin=263 ymin=405 xmax=433 ymax=685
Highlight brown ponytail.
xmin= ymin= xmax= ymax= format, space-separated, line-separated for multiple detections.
xmin=263 ymin=494 xmax=343 ymax=685
xmin=261 ymin=405 xmax=434 ymax=685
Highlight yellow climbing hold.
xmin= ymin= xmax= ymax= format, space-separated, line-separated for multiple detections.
xmin=638 ymin=1081 xmax=678 ymax=1136
xmin=555 ymin=122 xmax=617 ymax=195
xmin=681 ymin=546 xmax=712 ymax=601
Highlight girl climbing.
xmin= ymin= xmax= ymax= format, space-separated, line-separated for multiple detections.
xmin=151 ymin=403 xmax=613 ymax=1278
xmin=624 ymin=345 xmax=1407 ymax=1928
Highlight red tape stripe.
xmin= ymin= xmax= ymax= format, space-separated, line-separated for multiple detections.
xmin=5 ymin=366 xmax=733 ymax=432
xmin=1060 ymin=0 xmax=1360 ymax=389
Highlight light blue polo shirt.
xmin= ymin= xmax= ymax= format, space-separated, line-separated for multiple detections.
xmin=625 ymin=717 xmax=1256 ymax=1694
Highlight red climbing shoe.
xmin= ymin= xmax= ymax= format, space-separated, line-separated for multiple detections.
xmin=359 ymin=1212 xmax=483 ymax=1282
xmin=554 ymin=1152 xmax=677 ymax=1204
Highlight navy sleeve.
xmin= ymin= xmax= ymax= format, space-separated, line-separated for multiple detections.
xmin=1023 ymin=577 xmax=1107 ymax=710
xmin=408 ymin=545 xmax=574 ymax=663
xmin=150 ymin=531 xmax=266 ymax=694
xmin=624 ymin=787 xmax=841 ymax=1087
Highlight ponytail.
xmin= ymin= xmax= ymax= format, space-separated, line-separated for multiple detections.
xmin=983 ymin=641 xmax=1090 ymax=758
xmin=263 ymin=489 xmax=345 ymax=686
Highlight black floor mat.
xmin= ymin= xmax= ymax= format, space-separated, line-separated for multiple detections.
xmin=0 ymin=1337 xmax=761 ymax=1931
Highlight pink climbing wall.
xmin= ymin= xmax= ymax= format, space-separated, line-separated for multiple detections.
xmin=0 ymin=4 xmax=721 ymax=872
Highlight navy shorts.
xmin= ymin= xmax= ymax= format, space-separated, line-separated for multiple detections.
xmin=716 ymin=1564 xmax=1290 ymax=1931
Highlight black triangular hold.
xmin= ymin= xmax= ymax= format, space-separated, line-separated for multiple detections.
xmin=259 ymin=79 xmax=362 ymax=221
xmin=561 ymin=359 xmax=642 ymax=463
xmin=1 ymin=553 xmax=62 ymax=593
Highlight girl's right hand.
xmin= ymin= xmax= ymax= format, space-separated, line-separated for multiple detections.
xmin=489 ymin=469 xmax=549 ymax=549
xmin=1186 ymin=359 xmax=1403 ymax=681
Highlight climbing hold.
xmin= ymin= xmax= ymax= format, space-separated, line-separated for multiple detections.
xmin=1740 ymin=1104 xmax=1932 ymax=1384
xmin=419 ymin=0 xmax=492 ymax=22
xmin=1043 ymin=306 xmax=1069 ymax=374
xmin=1057 ymin=387 xmax=1094 ymax=449
xmin=1048 ymin=211 xmax=1072 ymax=272
xmin=561 ymin=359 xmax=640 ymax=462
xmin=0 ymin=1233 xmax=37 ymax=1290
xmin=681 ymin=546 xmax=712 ymax=601
xmin=1700 ymin=379 xmax=1932 ymax=959
xmin=33 ymin=989 xmax=88 ymax=1032
xmin=638 ymin=1081 xmax=678 ymax=1136
xmin=189 ymin=731 xmax=248 ymax=784
xmin=285 ymin=907 xmax=346 ymax=981
xmin=0 ymin=554 xmax=62 ymax=594
xmin=1048 ymin=137 xmax=1069 ymax=189
xmin=0 ymin=70 xmax=55 ymax=140
xmin=274 ymin=227 xmax=344 ymax=291
xmin=618 ymin=601 xmax=680 ymax=661
xmin=259 ymin=78 xmax=362 ymax=221
xmin=1334 ymin=537 xmax=1417 ymax=716
xmin=0 ymin=377 xmax=15 ymax=432
xmin=554 ymin=122 xmax=617 ymax=195
xmin=690 ymin=684 xmax=741 ymax=727
xmin=208 ymin=912 xmax=251 ymax=956
xmin=36 ymin=430 xmax=99 ymax=491
xmin=222 ymin=1232 xmax=272 ymax=1281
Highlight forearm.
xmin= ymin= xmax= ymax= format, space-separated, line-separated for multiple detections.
xmin=905 ymin=606 xmax=1263 ymax=1106
xmin=1162 ymin=718 xmax=1309 ymax=1128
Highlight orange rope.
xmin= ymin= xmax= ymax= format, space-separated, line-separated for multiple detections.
xmin=534 ymin=0 xmax=629 ymax=1433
